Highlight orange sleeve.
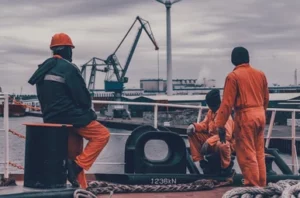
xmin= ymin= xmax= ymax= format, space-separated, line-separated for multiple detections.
xmin=263 ymin=74 xmax=269 ymax=110
xmin=193 ymin=111 xmax=209 ymax=133
xmin=224 ymin=115 xmax=234 ymax=140
xmin=215 ymin=74 xmax=237 ymax=128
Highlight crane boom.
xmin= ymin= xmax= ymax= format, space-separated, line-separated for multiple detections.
xmin=104 ymin=16 xmax=159 ymax=93
xmin=121 ymin=27 xmax=143 ymax=79
xmin=121 ymin=16 xmax=159 ymax=79
xmin=80 ymin=16 xmax=159 ymax=95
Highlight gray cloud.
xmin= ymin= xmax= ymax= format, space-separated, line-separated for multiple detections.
xmin=1 ymin=0 xmax=300 ymax=94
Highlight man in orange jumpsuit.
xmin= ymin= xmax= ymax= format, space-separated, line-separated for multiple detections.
xmin=215 ymin=46 xmax=269 ymax=187
xmin=187 ymin=89 xmax=235 ymax=175
xmin=28 ymin=33 xmax=110 ymax=188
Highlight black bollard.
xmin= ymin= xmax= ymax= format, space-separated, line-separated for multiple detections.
xmin=23 ymin=123 xmax=72 ymax=189
xmin=265 ymin=154 xmax=277 ymax=175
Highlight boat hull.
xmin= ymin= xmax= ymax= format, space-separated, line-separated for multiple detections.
xmin=0 ymin=104 xmax=26 ymax=117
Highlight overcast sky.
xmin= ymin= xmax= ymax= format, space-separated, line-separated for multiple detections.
xmin=1 ymin=0 xmax=300 ymax=94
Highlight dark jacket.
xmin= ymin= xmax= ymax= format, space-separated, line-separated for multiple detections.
xmin=28 ymin=56 xmax=96 ymax=128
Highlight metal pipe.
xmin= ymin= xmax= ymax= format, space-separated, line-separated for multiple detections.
xmin=4 ymin=94 xmax=9 ymax=178
xmin=154 ymin=105 xmax=158 ymax=129
xmin=93 ymin=100 xmax=204 ymax=109
xmin=196 ymin=107 xmax=202 ymax=123
xmin=265 ymin=148 xmax=293 ymax=175
xmin=294 ymin=145 xmax=299 ymax=175
xmin=93 ymin=162 xmax=125 ymax=165
xmin=166 ymin=4 xmax=172 ymax=96
xmin=93 ymin=100 xmax=300 ymax=112
xmin=291 ymin=111 xmax=296 ymax=173
xmin=265 ymin=137 xmax=300 ymax=139
xmin=267 ymin=108 xmax=300 ymax=112
xmin=265 ymin=110 xmax=276 ymax=148
xmin=82 ymin=65 xmax=86 ymax=83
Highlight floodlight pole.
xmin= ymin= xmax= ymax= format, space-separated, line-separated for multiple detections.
xmin=156 ymin=0 xmax=182 ymax=96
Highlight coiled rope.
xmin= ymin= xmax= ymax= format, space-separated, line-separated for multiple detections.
xmin=0 ymin=178 xmax=16 ymax=187
xmin=85 ymin=178 xmax=234 ymax=196
xmin=73 ymin=189 xmax=114 ymax=198
xmin=222 ymin=180 xmax=300 ymax=198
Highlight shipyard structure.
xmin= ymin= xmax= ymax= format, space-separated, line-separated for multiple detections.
xmin=88 ymin=78 xmax=300 ymax=123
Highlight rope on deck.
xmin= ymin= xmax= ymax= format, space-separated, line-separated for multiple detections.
xmin=86 ymin=177 xmax=234 ymax=195
xmin=73 ymin=189 xmax=114 ymax=198
xmin=0 ymin=178 xmax=17 ymax=187
xmin=222 ymin=180 xmax=300 ymax=198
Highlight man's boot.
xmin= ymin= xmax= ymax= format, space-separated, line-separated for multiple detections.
xmin=67 ymin=159 xmax=83 ymax=187
xmin=199 ymin=159 xmax=210 ymax=174
xmin=220 ymin=161 xmax=234 ymax=176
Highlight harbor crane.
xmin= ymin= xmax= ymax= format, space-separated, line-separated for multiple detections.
xmin=81 ymin=16 xmax=159 ymax=101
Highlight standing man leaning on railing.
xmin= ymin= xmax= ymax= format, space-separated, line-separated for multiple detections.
xmin=215 ymin=46 xmax=269 ymax=187
xmin=28 ymin=33 xmax=110 ymax=188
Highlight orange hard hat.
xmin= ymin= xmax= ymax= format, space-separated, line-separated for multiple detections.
xmin=50 ymin=33 xmax=75 ymax=49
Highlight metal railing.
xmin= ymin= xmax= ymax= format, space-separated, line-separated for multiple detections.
xmin=1 ymin=98 xmax=300 ymax=177
xmin=264 ymin=109 xmax=300 ymax=173
xmin=93 ymin=100 xmax=300 ymax=174
xmin=0 ymin=93 xmax=9 ymax=178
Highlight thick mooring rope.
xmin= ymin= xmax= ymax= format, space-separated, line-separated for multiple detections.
xmin=222 ymin=180 xmax=300 ymax=198
xmin=86 ymin=178 xmax=233 ymax=195
xmin=73 ymin=189 xmax=98 ymax=198
xmin=0 ymin=178 xmax=16 ymax=187
xmin=73 ymin=189 xmax=114 ymax=198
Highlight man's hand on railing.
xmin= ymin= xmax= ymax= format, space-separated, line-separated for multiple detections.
xmin=217 ymin=127 xmax=226 ymax=144
xmin=186 ymin=124 xmax=195 ymax=136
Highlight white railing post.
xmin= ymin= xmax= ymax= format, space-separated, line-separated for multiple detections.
xmin=294 ymin=145 xmax=299 ymax=175
xmin=291 ymin=110 xmax=296 ymax=173
xmin=154 ymin=105 xmax=158 ymax=129
xmin=4 ymin=94 xmax=9 ymax=178
xmin=266 ymin=110 xmax=276 ymax=148
xmin=196 ymin=106 xmax=202 ymax=123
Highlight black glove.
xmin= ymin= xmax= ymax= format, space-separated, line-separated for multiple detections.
xmin=217 ymin=127 xmax=226 ymax=144
xmin=89 ymin=109 xmax=97 ymax=120
xmin=200 ymin=142 xmax=209 ymax=155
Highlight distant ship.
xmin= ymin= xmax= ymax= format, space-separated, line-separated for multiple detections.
xmin=0 ymin=87 xmax=33 ymax=117
xmin=0 ymin=96 xmax=27 ymax=117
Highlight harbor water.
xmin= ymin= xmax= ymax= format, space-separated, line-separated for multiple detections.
xmin=0 ymin=116 xmax=299 ymax=175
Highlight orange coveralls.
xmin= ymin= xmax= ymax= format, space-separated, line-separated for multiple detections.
xmin=188 ymin=109 xmax=235 ymax=169
xmin=68 ymin=120 xmax=110 ymax=189
xmin=215 ymin=63 xmax=269 ymax=187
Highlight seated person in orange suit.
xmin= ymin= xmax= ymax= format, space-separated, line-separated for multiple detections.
xmin=28 ymin=33 xmax=110 ymax=188
xmin=186 ymin=89 xmax=235 ymax=175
